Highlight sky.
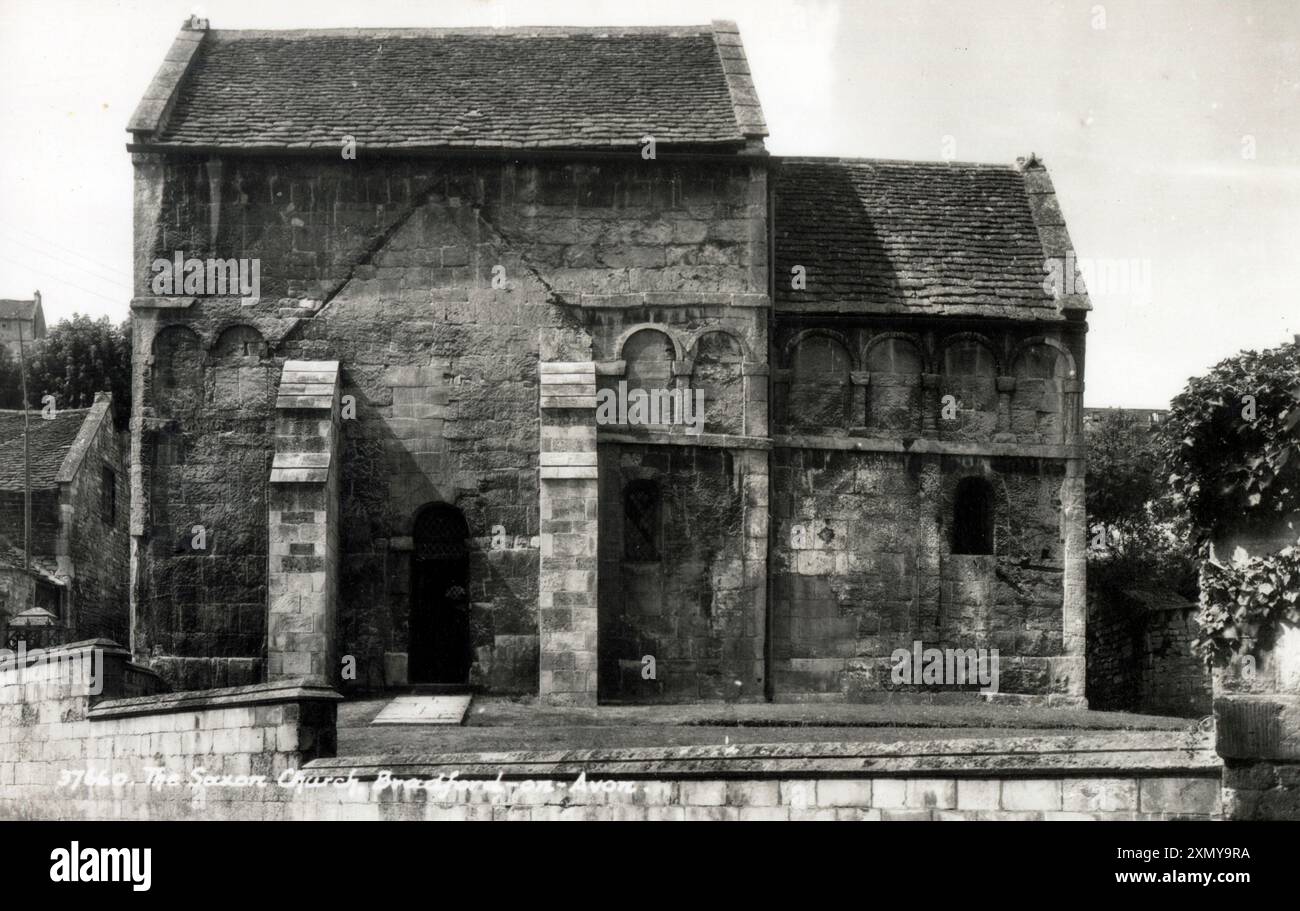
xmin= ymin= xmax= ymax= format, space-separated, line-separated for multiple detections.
xmin=0 ymin=0 xmax=1296 ymax=408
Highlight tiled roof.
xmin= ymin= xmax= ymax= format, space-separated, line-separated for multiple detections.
xmin=0 ymin=409 xmax=91 ymax=491
xmin=0 ymin=300 xmax=38 ymax=320
xmin=774 ymin=158 xmax=1084 ymax=319
xmin=134 ymin=23 xmax=766 ymax=151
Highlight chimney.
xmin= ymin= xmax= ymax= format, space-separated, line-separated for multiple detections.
xmin=32 ymin=290 xmax=40 ymax=308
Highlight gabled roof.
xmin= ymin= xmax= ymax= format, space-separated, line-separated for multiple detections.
xmin=774 ymin=157 xmax=1091 ymax=320
xmin=0 ymin=409 xmax=92 ymax=491
xmin=129 ymin=20 xmax=767 ymax=152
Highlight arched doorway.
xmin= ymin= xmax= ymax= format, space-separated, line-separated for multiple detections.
xmin=409 ymin=504 xmax=471 ymax=684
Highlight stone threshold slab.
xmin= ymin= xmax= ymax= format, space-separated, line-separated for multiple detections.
xmin=372 ymin=695 xmax=473 ymax=726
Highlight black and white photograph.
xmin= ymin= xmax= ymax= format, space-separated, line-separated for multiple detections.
xmin=0 ymin=0 xmax=1296 ymax=891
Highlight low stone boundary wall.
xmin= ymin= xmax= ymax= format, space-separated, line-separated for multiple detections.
xmin=0 ymin=638 xmax=1227 ymax=820
xmin=0 ymin=639 xmax=340 ymax=820
xmin=287 ymin=731 xmax=1223 ymax=821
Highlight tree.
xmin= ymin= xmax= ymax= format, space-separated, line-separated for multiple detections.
xmin=1086 ymin=409 xmax=1197 ymax=598
xmin=1088 ymin=410 xmax=1164 ymax=535
xmin=22 ymin=315 xmax=131 ymax=423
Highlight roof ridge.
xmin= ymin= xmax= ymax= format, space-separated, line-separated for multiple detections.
xmin=777 ymin=155 xmax=1023 ymax=170
xmin=206 ymin=25 xmax=720 ymax=39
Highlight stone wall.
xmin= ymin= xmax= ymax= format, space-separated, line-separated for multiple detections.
xmin=131 ymin=153 xmax=769 ymax=694
xmin=597 ymin=441 xmax=763 ymax=702
xmin=769 ymin=448 xmax=1079 ymax=701
xmin=1087 ymin=588 xmax=1211 ymax=718
xmin=63 ymin=402 xmax=130 ymax=644
xmin=767 ymin=316 xmax=1086 ymax=704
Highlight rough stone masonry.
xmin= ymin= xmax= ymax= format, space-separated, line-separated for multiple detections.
xmin=123 ymin=19 xmax=1090 ymax=706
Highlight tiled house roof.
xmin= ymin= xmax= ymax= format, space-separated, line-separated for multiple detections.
xmin=0 ymin=409 xmax=91 ymax=491
xmin=774 ymin=158 xmax=1090 ymax=319
xmin=130 ymin=21 xmax=767 ymax=151
xmin=0 ymin=300 xmax=40 ymax=320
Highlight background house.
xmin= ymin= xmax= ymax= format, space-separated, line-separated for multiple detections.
xmin=0 ymin=392 xmax=129 ymax=646
xmin=0 ymin=292 xmax=44 ymax=361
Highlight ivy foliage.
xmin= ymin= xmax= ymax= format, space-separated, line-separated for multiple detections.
xmin=1195 ymin=544 xmax=1300 ymax=665
xmin=1161 ymin=339 xmax=1300 ymax=544
xmin=1159 ymin=339 xmax=1300 ymax=665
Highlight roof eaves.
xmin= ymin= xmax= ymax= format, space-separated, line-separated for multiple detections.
xmin=711 ymin=20 xmax=768 ymax=140
xmin=127 ymin=18 xmax=207 ymax=139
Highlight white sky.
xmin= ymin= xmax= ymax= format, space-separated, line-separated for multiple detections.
xmin=0 ymin=0 xmax=1296 ymax=407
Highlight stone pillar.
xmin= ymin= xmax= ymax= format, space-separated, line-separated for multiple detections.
xmin=538 ymin=357 xmax=599 ymax=705
xmin=266 ymin=361 xmax=341 ymax=684
xmin=921 ymin=373 xmax=942 ymax=433
xmin=743 ymin=362 xmax=769 ymax=437
xmin=738 ymin=447 xmax=769 ymax=698
xmin=1057 ymin=459 xmax=1087 ymax=704
xmin=1212 ymin=517 xmax=1300 ymax=819
xmin=1062 ymin=378 xmax=1083 ymax=444
xmin=994 ymin=375 xmax=1016 ymax=440
xmin=849 ymin=371 xmax=870 ymax=431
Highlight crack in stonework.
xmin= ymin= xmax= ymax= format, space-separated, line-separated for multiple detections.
xmin=308 ymin=179 xmax=455 ymax=319
xmin=468 ymin=205 xmax=570 ymax=307
xmin=298 ymin=179 xmax=572 ymax=328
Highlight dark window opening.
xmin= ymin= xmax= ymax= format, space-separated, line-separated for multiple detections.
xmin=101 ymin=466 xmax=116 ymax=526
xmin=623 ymin=480 xmax=662 ymax=561
xmin=952 ymin=477 xmax=994 ymax=555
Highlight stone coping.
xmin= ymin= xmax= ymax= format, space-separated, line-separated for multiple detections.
xmin=773 ymin=434 xmax=1084 ymax=460
xmin=306 ymin=730 xmax=1220 ymax=780
xmin=598 ymin=429 xmax=771 ymax=451
xmin=88 ymin=677 xmax=342 ymax=720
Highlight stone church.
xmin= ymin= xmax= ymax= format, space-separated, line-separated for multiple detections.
xmin=126 ymin=18 xmax=1089 ymax=705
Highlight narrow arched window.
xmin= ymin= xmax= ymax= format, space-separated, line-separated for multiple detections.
xmin=952 ymin=477 xmax=994 ymax=555
xmin=623 ymin=480 xmax=662 ymax=561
